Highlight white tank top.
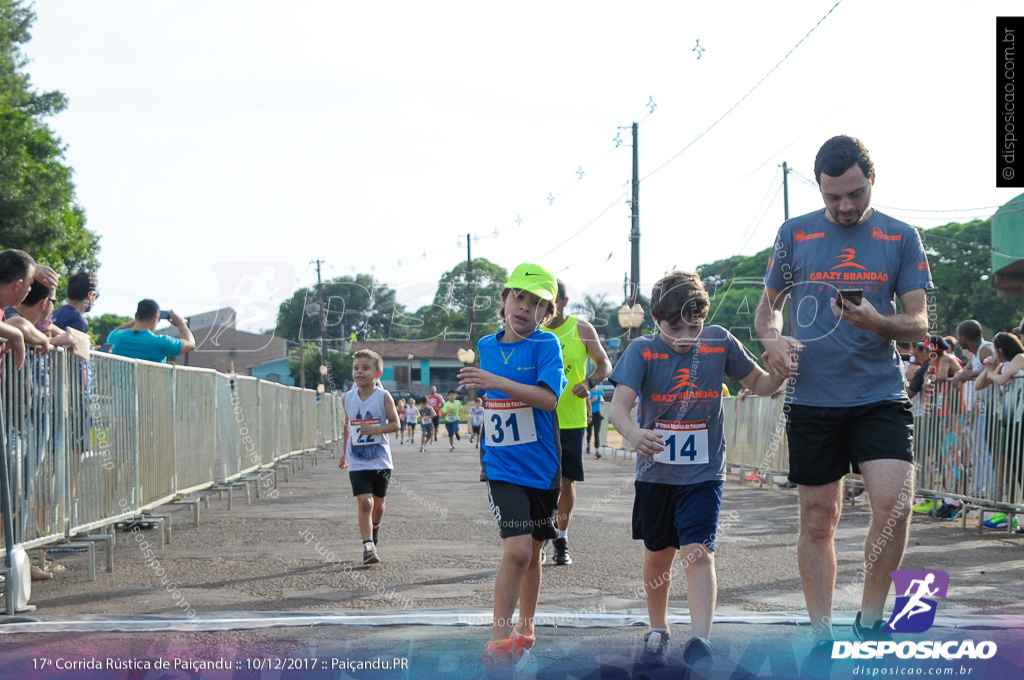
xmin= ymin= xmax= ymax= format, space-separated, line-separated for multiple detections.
xmin=344 ymin=387 xmax=394 ymax=471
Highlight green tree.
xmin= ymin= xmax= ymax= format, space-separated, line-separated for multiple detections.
xmin=417 ymin=258 xmax=507 ymax=342
xmin=569 ymin=293 xmax=618 ymax=335
xmin=288 ymin=343 xmax=354 ymax=391
xmin=920 ymin=220 xmax=1024 ymax=336
xmin=274 ymin=274 xmax=403 ymax=344
xmin=0 ymin=1 xmax=100 ymax=278
xmin=87 ymin=313 xmax=131 ymax=347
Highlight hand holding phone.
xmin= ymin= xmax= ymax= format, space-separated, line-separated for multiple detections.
xmin=159 ymin=310 xmax=169 ymax=320
xmin=836 ymin=288 xmax=863 ymax=308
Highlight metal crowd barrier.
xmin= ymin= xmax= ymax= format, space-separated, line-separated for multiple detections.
xmin=723 ymin=378 xmax=1024 ymax=518
xmin=1 ymin=347 xmax=334 ymax=613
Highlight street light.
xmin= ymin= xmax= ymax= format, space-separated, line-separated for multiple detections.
xmin=407 ymin=354 xmax=414 ymax=390
xmin=618 ymin=302 xmax=645 ymax=338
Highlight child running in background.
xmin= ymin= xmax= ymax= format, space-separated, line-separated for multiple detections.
xmin=339 ymin=349 xmax=401 ymax=565
xmin=469 ymin=398 xmax=485 ymax=447
xmin=458 ymin=263 xmax=566 ymax=679
xmin=395 ymin=399 xmax=406 ymax=444
xmin=418 ymin=397 xmax=436 ymax=453
xmin=609 ymin=272 xmax=789 ymax=668
xmin=440 ymin=390 xmax=464 ymax=451
xmin=404 ymin=401 xmax=419 ymax=443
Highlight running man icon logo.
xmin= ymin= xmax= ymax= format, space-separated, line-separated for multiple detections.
xmin=883 ymin=569 xmax=949 ymax=634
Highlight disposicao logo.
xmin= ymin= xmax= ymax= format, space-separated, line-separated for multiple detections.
xmin=832 ymin=570 xmax=998 ymax=661
xmin=884 ymin=569 xmax=948 ymax=634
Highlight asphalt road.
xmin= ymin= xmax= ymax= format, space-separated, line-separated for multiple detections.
xmin=2 ymin=432 xmax=1022 ymax=679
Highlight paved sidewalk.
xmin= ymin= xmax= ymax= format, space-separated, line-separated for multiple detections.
xmin=2 ymin=432 xmax=1023 ymax=678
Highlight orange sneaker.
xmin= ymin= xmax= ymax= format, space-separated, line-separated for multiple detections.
xmin=511 ymin=625 xmax=536 ymax=668
xmin=482 ymin=639 xmax=516 ymax=680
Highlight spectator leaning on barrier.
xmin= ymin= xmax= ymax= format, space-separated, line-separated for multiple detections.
xmin=51 ymin=271 xmax=97 ymax=334
xmin=0 ymin=249 xmax=60 ymax=370
xmin=4 ymin=281 xmax=78 ymax=354
xmin=107 ymin=299 xmax=196 ymax=364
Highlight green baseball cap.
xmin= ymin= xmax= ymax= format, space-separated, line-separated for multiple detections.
xmin=504 ymin=263 xmax=558 ymax=301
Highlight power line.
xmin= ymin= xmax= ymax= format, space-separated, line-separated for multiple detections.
xmin=640 ymin=0 xmax=845 ymax=184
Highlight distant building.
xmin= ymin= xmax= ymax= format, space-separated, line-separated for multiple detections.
xmin=350 ymin=340 xmax=470 ymax=395
xmin=248 ymin=356 xmax=295 ymax=386
xmin=159 ymin=307 xmax=289 ymax=375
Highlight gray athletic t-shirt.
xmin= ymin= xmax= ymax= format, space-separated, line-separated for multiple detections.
xmin=610 ymin=326 xmax=756 ymax=486
xmin=763 ymin=210 xmax=932 ymax=407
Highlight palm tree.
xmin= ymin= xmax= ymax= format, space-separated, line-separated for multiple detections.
xmin=569 ymin=293 xmax=618 ymax=333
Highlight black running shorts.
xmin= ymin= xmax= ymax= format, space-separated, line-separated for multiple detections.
xmin=785 ymin=399 xmax=914 ymax=486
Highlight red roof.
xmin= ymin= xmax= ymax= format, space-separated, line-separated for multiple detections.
xmin=350 ymin=340 xmax=471 ymax=360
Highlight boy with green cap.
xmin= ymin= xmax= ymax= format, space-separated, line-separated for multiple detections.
xmin=458 ymin=262 xmax=567 ymax=679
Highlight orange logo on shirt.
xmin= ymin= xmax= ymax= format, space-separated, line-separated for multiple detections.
xmin=642 ymin=348 xmax=669 ymax=361
xmin=697 ymin=344 xmax=725 ymax=354
xmin=832 ymin=248 xmax=867 ymax=270
xmin=872 ymin=227 xmax=902 ymax=242
xmin=795 ymin=230 xmax=825 ymax=242
xmin=918 ymin=261 xmax=930 ymax=271
xmin=672 ymin=368 xmax=698 ymax=391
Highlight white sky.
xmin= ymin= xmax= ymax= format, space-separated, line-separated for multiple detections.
xmin=23 ymin=0 xmax=1024 ymax=333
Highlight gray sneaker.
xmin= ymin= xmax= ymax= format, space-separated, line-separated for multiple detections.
xmin=853 ymin=612 xmax=892 ymax=642
xmin=362 ymin=545 xmax=380 ymax=565
xmin=640 ymin=630 xmax=670 ymax=667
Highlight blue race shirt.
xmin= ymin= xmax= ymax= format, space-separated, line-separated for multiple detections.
xmin=764 ymin=209 xmax=933 ymax=407
xmin=107 ymin=329 xmax=183 ymax=364
xmin=478 ymin=329 xmax=566 ymax=490
xmin=610 ymin=326 xmax=756 ymax=486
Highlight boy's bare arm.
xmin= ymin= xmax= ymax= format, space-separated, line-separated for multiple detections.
xmin=458 ymin=366 xmax=558 ymax=411
xmin=739 ymin=364 xmax=790 ymax=397
xmin=362 ymin=392 xmax=402 ymax=435
xmin=609 ymin=384 xmax=664 ymax=457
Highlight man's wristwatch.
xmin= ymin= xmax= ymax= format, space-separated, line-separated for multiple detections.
xmin=586 ymin=377 xmax=596 ymax=389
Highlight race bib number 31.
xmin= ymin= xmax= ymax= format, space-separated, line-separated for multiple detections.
xmin=484 ymin=399 xmax=538 ymax=447
xmin=653 ymin=419 xmax=709 ymax=465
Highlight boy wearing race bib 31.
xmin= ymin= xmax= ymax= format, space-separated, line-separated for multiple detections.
xmin=458 ymin=262 xmax=566 ymax=680
xmin=609 ymin=272 xmax=788 ymax=669
xmin=339 ymin=349 xmax=402 ymax=565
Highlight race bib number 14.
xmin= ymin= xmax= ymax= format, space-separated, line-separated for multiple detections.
xmin=653 ymin=420 xmax=709 ymax=465
xmin=484 ymin=399 xmax=538 ymax=447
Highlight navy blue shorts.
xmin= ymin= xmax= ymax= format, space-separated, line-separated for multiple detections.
xmin=445 ymin=421 xmax=459 ymax=436
xmin=632 ymin=480 xmax=723 ymax=552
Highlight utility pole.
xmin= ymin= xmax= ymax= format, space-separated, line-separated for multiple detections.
xmin=782 ymin=161 xmax=790 ymax=221
xmin=465 ymin=233 xmax=474 ymax=344
xmin=313 ymin=259 xmax=328 ymax=391
xmin=629 ymin=122 xmax=640 ymax=339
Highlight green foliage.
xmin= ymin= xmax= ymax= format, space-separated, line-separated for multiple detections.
xmin=288 ymin=343 xmax=353 ymax=391
xmin=0 ymin=1 xmax=100 ymax=278
xmin=274 ymin=274 xmax=403 ymax=344
xmin=415 ymin=258 xmax=507 ymax=342
xmin=920 ymin=220 xmax=1023 ymax=335
xmin=87 ymin=313 xmax=131 ymax=347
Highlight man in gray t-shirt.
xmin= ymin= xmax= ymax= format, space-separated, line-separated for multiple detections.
xmin=754 ymin=136 xmax=931 ymax=649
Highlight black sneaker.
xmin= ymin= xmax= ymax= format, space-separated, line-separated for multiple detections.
xmin=640 ymin=630 xmax=670 ymax=667
xmin=681 ymin=636 xmax=714 ymax=667
xmin=853 ymin=612 xmax=892 ymax=642
xmin=372 ymin=524 xmax=380 ymax=546
xmin=552 ymin=537 xmax=572 ymax=565
xmin=801 ymin=639 xmax=834 ymax=679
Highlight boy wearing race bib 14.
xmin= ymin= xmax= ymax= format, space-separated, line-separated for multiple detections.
xmin=457 ymin=262 xmax=566 ymax=680
xmin=609 ymin=272 xmax=788 ymax=669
